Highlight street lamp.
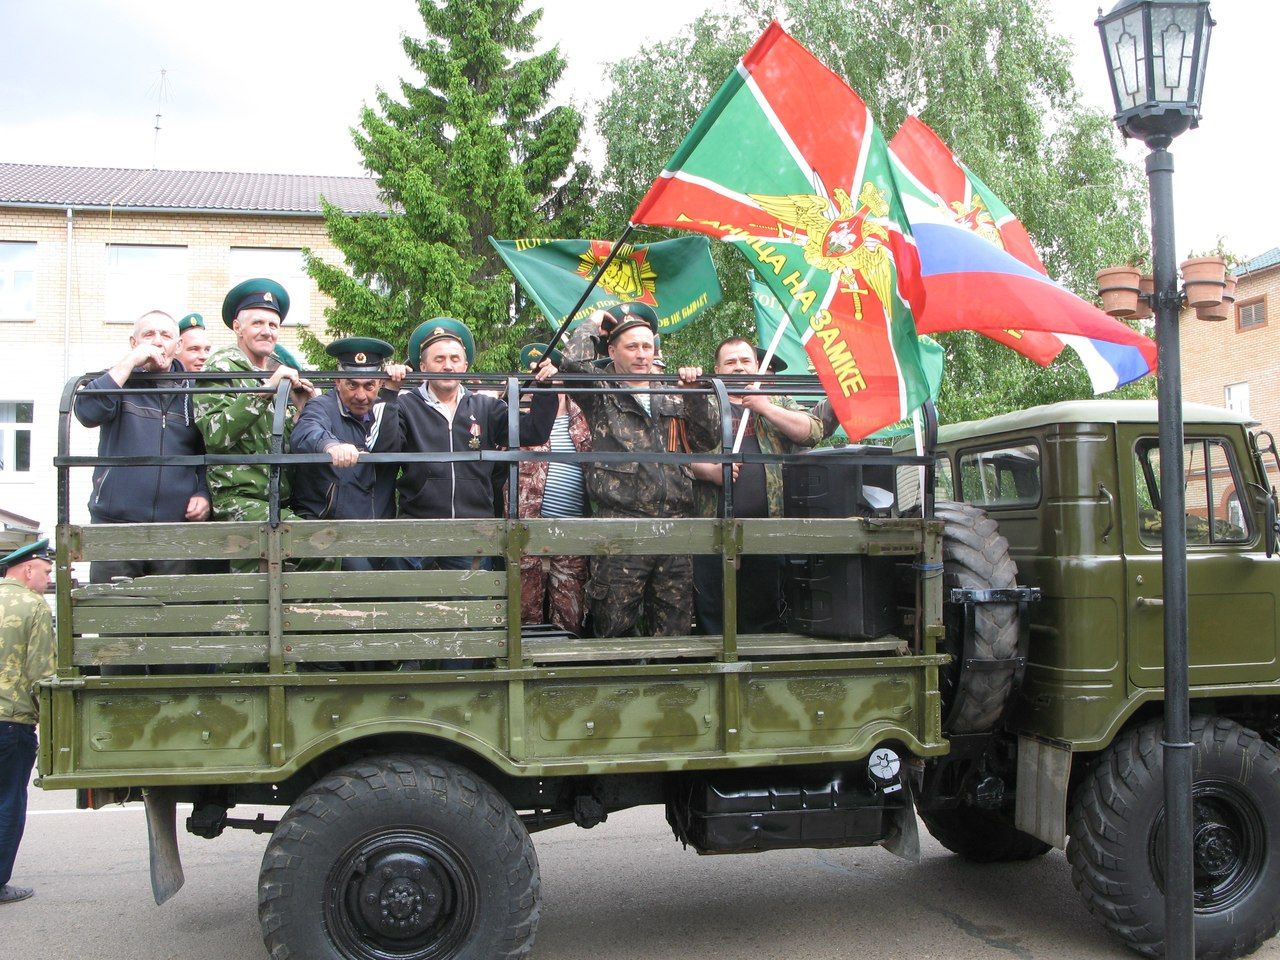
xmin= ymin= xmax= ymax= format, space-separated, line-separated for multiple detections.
xmin=1096 ymin=3 xmax=1214 ymax=959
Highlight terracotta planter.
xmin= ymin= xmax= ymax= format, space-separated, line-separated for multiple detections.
xmin=1131 ymin=273 xmax=1155 ymax=321
xmin=1195 ymin=300 xmax=1229 ymax=322
xmin=1223 ymin=274 xmax=1238 ymax=304
xmin=1097 ymin=265 xmax=1141 ymax=317
xmin=1180 ymin=255 xmax=1227 ymax=307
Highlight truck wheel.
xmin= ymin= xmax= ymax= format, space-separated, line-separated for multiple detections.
xmin=1067 ymin=717 xmax=1280 ymax=960
xmin=258 ymin=754 xmax=539 ymax=960
xmin=937 ymin=501 xmax=1020 ymax=733
xmin=920 ymin=806 xmax=1050 ymax=862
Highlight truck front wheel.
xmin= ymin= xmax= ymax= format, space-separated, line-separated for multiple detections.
xmin=1067 ymin=717 xmax=1280 ymax=960
xmin=258 ymin=754 xmax=539 ymax=960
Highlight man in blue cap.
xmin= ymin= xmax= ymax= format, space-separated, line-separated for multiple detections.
xmin=194 ymin=279 xmax=317 ymax=541
xmin=292 ymin=337 xmax=409 ymax=569
xmin=0 ymin=538 xmax=53 ymax=905
xmin=387 ymin=317 xmax=558 ymax=570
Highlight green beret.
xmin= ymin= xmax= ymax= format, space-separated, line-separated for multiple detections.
xmin=407 ymin=317 xmax=474 ymax=370
xmin=271 ymin=344 xmax=304 ymax=370
xmin=178 ymin=312 xmax=205 ymax=333
xmin=518 ymin=342 xmax=563 ymax=372
xmin=222 ymin=277 xmax=290 ymax=328
xmin=327 ymin=337 xmax=395 ymax=373
xmin=0 ymin=538 xmax=50 ymax=573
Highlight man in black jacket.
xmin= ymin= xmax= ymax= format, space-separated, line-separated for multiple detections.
xmin=388 ymin=317 xmax=558 ymax=570
xmin=74 ymin=309 xmax=211 ymax=584
xmin=291 ymin=337 xmax=407 ymax=570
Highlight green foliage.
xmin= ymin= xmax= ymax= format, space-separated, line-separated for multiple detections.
xmin=592 ymin=0 xmax=1155 ymax=419
xmin=305 ymin=0 xmax=590 ymax=370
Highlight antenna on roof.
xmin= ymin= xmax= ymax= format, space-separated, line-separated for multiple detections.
xmin=147 ymin=68 xmax=171 ymax=169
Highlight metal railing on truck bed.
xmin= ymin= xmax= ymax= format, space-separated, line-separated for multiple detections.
xmin=39 ymin=369 xmax=948 ymax=788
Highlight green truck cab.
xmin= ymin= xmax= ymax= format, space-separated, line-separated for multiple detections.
xmin=39 ymin=379 xmax=1280 ymax=960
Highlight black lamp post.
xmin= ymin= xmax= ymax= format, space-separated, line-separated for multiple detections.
xmin=1096 ymin=3 xmax=1213 ymax=959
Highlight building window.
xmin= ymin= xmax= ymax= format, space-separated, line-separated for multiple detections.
xmin=228 ymin=248 xmax=311 ymax=325
xmin=106 ymin=244 xmax=188 ymax=325
xmin=0 ymin=402 xmax=33 ymax=479
xmin=1225 ymin=382 xmax=1251 ymax=417
xmin=0 ymin=241 xmax=36 ymax=320
xmin=1237 ymin=297 xmax=1266 ymax=331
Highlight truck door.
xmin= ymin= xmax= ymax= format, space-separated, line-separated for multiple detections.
xmin=1122 ymin=427 xmax=1279 ymax=688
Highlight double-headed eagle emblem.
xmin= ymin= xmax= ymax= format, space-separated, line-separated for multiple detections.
xmin=951 ymin=195 xmax=1003 ymax=248
xmin=749 ymin=181 xmax=894 ymax=309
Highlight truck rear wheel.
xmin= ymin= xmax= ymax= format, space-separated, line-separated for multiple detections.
xmin=937 ymin=501 xmax=1021 ymax=733
xmin=920 ymin=806 xmax=1050 ymax=862
xmin=258 ymin=754 xmax=539 ymax=960
xmin=1067 ymin=717 xmax=1280 ymax=960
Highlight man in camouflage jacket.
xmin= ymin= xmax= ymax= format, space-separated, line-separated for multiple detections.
xmin=0 ymin=540 xmax=54 ymax=905
xmin=194 ymin=279 xmax=320 ymax=572
xmin=690 ymin=337 xmax=823 ymax=634
xmin=555 ymin=303 xmax=718 ymax=637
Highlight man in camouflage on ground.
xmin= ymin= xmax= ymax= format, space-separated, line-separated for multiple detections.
xmin=554 ymin=302 xmax=718 ymax=636
xmin=194 ymin=278 xmax=318 ymax=571
xmin=0 ymin=539 xmax=54 ymax=905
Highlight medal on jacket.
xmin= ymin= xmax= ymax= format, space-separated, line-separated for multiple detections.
xmin=468 ymin=417 xmax=481 ymax=449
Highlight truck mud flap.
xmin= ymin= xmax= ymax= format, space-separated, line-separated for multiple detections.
xmin=880 ymin=775 xmax=920 ymax=863
xmin=143 ymin=788 xmax=185 ymax=905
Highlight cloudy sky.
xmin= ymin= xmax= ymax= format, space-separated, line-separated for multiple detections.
xmin=0 ymin=0 xmax=1272 ymax=261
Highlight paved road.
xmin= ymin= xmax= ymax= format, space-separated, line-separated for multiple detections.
xmin=8 ymin=777 xmax=1279 ymax=960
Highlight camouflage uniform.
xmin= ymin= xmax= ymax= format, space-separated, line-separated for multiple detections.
xmin=193 ymin=346 xmax=316 ymax=572
xmin=0 ymin=581 xmax=53 ymax=726
xmin=515 ymin=399 xmax=592 ymax=632
xmin=0 ymin=578 xmax=53 ymax=891
xmin=558 ymin=324 xmax=719 ymax=637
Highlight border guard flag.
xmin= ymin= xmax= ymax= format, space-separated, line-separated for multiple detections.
xmin=630 ymin=22 xmax=930 ymax=441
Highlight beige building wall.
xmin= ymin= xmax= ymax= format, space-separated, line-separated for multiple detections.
xmin=0 ymin=205 xmax=344 ymax=531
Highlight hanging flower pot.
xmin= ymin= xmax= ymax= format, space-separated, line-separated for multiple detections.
xmin=1223 ymin=274 xmax=1238 ymax=305
xmin=1131 ymin=273 xmax=1155 ymax=321
xmin=1097 ymin=265 xmax=1141 ymax=317
xmin=1195 ymin=300 xmax=1229 ymax=322
xmin=1180 ymin=256 xmax=1227 ymax=307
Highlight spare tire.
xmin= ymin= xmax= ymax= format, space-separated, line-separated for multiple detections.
xmin=936 ymin=500 xmax=1021 ymax=733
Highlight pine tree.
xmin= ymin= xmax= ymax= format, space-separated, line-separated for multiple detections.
xmin=304 ymin=0 xmax=589 ymax=368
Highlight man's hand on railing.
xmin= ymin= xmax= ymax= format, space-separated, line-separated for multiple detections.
xmin=324 ymin=442 xmax=362 ymax=469
xmin=185 ymin=495 xmax=211 ymax=521
xmin=676 ymin=366 xmax=704 ymax=386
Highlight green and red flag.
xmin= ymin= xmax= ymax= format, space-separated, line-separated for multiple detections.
xmin=630 ymin=21 xmax=931 ymax=440
xmin=489 ymin=236 xmax=722 ymax=333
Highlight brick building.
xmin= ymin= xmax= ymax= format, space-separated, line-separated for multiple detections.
xmin=1180 ymin=247 xmax=1280 ymax=434
xmin=0 ymin=163 xmax=382 ymax=529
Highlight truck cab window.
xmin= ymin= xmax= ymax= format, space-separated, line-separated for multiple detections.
xmin=958 ymin=443 xmax=1040 ymax=509
xmin=1135 ymin=438 xmax=1251 ymax=546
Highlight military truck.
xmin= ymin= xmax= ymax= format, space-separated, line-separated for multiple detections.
xmin=40 ymin=374 xmax=1280 ymax=960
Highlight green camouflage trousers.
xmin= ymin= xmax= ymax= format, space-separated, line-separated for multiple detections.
xmin=214 ymin=496 xmax=335 ymax=574
xmin=585 ymin=554 xmax=693 ymax=638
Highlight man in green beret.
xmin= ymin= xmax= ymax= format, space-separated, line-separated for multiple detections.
xmin=176 ymin=312 xmax=212 ymax=372
xmin=386 ymin=317 xmax=559 ymax=571
xmin=194 ymin=279 xmax=321 ymax=570
xmin=557 ymin=301 xmax=719 ymax=637
xmin=292 ymin=338 xmax=409 ymax=563
xmin=0 ymin=538 xmax=53 ymax=905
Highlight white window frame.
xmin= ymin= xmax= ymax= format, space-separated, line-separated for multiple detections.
xmin=0 ymin=400 xmax=35 ymax=482
xmin=105 ymin=244 xmax=189 ymax=325
xmin=0 ymin=241 xmax=37 ymax=321
xmin=1225 ymin=382 xmax=1251 ymax=417
xmin=228 ymin=248 xmax=311 ymax=326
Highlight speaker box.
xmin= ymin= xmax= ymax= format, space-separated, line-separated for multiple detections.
xmin=783 ymin=446 xmax=899 ymax=639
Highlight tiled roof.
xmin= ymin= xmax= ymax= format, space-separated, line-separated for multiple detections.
xmin=0 ymin=163 xmax=386 ymax=215
xmin=1235 ymin=246 xmax=1280 ymax=277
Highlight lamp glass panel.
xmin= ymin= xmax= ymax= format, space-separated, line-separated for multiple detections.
xmin=1104 ymin=10 xmax=1148 ymax=110
xmin=1152 ymin=6 xmax=1195 ymax=102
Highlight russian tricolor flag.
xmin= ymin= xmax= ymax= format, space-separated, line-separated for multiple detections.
xmin=889 ymin=117 xmax=1156 ymax=393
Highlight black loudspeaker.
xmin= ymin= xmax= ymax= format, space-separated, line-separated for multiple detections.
xmin=783 ymin=447 xmax=898 ymax=639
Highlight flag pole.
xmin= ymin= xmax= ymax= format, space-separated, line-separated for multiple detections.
xmin=539 ymin=223 xmax=636 ymax=362
xmin=731 ymin=297 xmax=793 ymax=454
